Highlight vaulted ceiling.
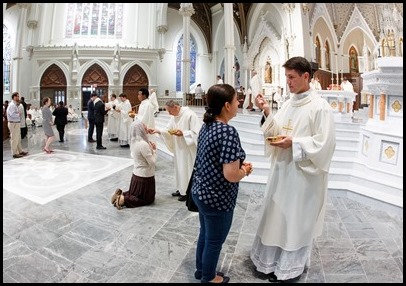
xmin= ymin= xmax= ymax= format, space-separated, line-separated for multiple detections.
xmin=168 ymin=3 xmax=253 ymax=54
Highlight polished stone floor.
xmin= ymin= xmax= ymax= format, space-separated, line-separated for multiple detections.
xmin=3 ymin=118 xmax=403 ymax=283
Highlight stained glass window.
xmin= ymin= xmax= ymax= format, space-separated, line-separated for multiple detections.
xmin=3 ymin=24 xmax=12 ymax=95
xmin=176 ymin=34 xmax=197 ymax=92
xmin=66 ymin=3 xmax=123 ymax=38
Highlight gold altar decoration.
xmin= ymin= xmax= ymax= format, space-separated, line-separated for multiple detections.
xmin=392 ymin=100 xmax=402 ymax=113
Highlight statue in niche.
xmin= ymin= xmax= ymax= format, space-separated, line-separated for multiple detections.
xmin=264 ymin=60 xmax=272 ymax=83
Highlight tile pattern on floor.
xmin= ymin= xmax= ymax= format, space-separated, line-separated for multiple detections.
xmin=3 ymin=117 xmax=403 ymax=283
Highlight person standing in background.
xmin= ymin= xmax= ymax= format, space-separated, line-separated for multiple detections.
xmin=191 ymin=84 xmax=253 ymax=283
xmin=87 ymin=92 xmax=97 ymax=143
xmin=149 ymin=88 xmax=160 ymax=117
xmin=7 ymin=92 xmax=28 ymax=158
xmin=93 ymin=95 xmax=108 ymax=149
xmin=106 ymin=94 xmax=120 ymax=141
xmin=216 ymin=75 xmax=224 ymax=84
xmin=251 ymin=56 xmax=336 ymax=283
xmin=340 ymin=77 xmax=354 ymax=92
xmin=41 ymin=97 xmax=56 ymax=153
xmin=17 ymin=100 xmax=28 ymax=139
xmin=116 ymin=93 xmax=132 ymax=147
xmin=195 ymin=84 xmax=205 ymax=106
xmin=52 ymin=101 xmax=68 ymax=142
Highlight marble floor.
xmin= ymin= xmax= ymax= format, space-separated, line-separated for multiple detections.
xmin=3 ymin=118 xmax=403 ymax=283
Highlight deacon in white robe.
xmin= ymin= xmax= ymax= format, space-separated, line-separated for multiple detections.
xmin=116 ymin=94 xmax=132 ymax=147
xmin=149 ymin=88 xmax=160 ymax=115
xmin=149 ymin=100 xmax=202 ymax=197
xmin=250 ymin=89 xmax=336 ymax=281
xmin=243 ymin=70 xmax=262 ymax=110
xmin=106 ymin=94 xmax=120 ymax=140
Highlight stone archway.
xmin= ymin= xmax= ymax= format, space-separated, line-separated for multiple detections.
xmin=123 ymin=64 xmax=149 ymax=108
xmin=40 ymin=64 xmax=67 ymax=107
xmin=81 ymin=64 xmax=108 ymax=111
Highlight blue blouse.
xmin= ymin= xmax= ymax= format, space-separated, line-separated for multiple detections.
xmin=192 ymin=121 xmax=246 ymax=211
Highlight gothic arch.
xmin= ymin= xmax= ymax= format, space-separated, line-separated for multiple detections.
xmin=122 ymin=64 xmax=149 ymax=108
xmin=81 ymin=63 xmax=109 ymax=111
xmin=40 ymin=64 xmax=67 ymax=106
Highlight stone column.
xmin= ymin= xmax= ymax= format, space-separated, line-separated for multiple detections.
xmin=224 ymin=3 xmax=235 ymax=86
xmin=12 ymin=3 xmax=30 ymax=93
xmin=379 ymin=93 xmax=386 ymax=121
xmin=179 ymin=4 xmax=195 ymax=104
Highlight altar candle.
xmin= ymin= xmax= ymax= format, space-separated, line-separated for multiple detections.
xmin=335 ymin=53 xmax=338 ymax=84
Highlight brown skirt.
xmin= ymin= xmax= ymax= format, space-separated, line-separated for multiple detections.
xmin=123 ymin=174 xmax=155 ymax=208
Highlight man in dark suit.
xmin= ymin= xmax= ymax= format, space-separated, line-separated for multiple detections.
xmin=52 ymin=101 xmax=68 ymax=142
xmin=93 ymin=94 xmax=108 ymax=149
xmin=87 ymin=93 xmax=97 ymax=142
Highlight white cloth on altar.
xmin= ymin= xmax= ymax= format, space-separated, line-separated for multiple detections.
xmin=159 ymin=106 xmax=202 ymax=195
xmin=117 ymin=99 xmax=132 ymax=145
xmin=250 ymin=90 xmax=336 ymax=279
xmin=106 ymin=98 xmax=120 ymax=139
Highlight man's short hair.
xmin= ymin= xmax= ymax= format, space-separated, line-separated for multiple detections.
xmin=139 ymin=88 xmax=149 ymax=98
xmin=119 ymin=93 xmax=127 ymax=98
xmin=11 ymin=92 xmax=19 ymax=100
xmin=165 ymin=100 xmax=180 ymax=108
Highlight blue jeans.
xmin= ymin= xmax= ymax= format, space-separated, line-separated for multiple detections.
xmin=193 ymin=193 xmax=234 ymax=282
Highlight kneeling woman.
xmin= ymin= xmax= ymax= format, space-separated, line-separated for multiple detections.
xmin=112 ymin=121 xmax=157 ymax=209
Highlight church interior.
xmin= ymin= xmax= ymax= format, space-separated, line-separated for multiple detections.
xmin=3 ymin=3 xmax=403 ymax=283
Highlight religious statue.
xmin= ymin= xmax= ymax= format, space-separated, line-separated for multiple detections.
xmin=264 ymin=60 xmax=272 ymax=83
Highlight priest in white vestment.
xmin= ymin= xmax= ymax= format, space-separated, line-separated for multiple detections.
xmin=149 ymin=88 xmax=160 ymax=116
xmin=149 ymin=100 xmax=202 ymax=200
xmin=243 ymin=70 xmax=262 ymax=111
xmin=116 ymin=93 xmax=132 ymax=147
xmin=250 ymin=56 xmax=336 ymax=282
xmin=106 ymin=94 xmax=120 ymax=141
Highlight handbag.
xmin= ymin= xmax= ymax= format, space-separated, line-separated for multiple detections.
xmin=185 ymin=169 xmax=198 ymax=212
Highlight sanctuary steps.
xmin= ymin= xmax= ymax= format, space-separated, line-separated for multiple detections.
xmin=154 ymin=107 xmax=402 ymax=210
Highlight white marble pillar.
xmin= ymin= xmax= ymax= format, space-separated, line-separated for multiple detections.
xmin=321 ymin=47 xmax=327 ymax=70
xmin=12 ymin=3 xmax=30 ymax=93
xmin=223 ymin=3 xmax=235 ymax=86
xmin=179 ymin=3 xmax=195 ymax=104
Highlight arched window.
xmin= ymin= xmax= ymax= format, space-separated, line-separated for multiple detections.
xmin=3 ymin=24 xmax=12 ymax=95
xmin=65 ymin=3 xmax=123 ymax=38
xmin=176 ymin=34 xmax=197 ymax=92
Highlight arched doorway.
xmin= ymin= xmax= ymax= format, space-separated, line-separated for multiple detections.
xmin=81 ymin=64 xmax=108 ymax=111
xmin=123 ymin=64 xmax=148 ymax=108
xmin=40 ymin=64 xmax=67 ymax=107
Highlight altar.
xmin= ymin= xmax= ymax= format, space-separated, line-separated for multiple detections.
xmin=318 ymin=90 xmax=357 ymax=114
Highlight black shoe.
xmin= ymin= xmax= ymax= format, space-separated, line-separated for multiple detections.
xmin=120 ymin=144 xmax=130 ymax=148
xmin=178 ymin=195 xmax=187 ymax=201
xmin=250 ymin=108 xmax=256 ymax=111
xmin=268 ymin=273 xmax=301 ymax=283
xmin=96 ymin=146 xmax=106 ymax=149
xmin=88 ymin=139 xmax=96 ymax=143
xmin=110 ymin=138 xmax=118 ymax=141
xmin=201 ymin=276 xmax=230 ymax=283
xmin=59 ymin=140 xmax=64 ymax=142
xmin=195 ymin=271 xmax=224 ymax=280
xmin=13 ymin=154 xmax=23 ymax=158
xmin=172 ymin=190 xmax=181 ymax=197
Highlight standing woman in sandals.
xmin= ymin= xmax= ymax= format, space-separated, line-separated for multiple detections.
xmin=111 ymin=120 xmax=157 ymax=209
xmin=41 ymin=97 xmax=55 ymax=153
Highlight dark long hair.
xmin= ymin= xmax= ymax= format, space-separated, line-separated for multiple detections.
xmin=203 ymin=84 xmax=236 ymax=124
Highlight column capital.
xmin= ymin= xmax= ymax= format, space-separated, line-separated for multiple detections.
xmin=179 ymin=3 xmax=195 ymax=17
xmin=157 ymin=25 xmax=168 ymax=34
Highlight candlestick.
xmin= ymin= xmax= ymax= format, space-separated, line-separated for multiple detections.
xmin=335 ymin=53 xmax=338 ymax=85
